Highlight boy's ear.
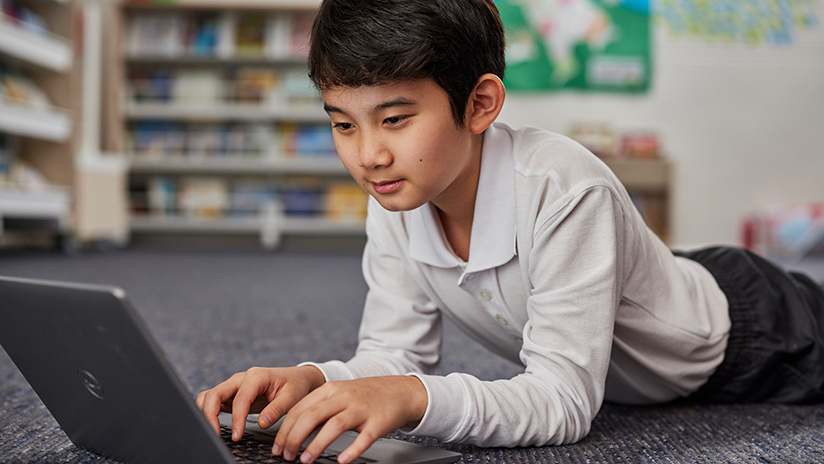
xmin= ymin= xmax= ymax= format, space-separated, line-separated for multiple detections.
xmin=466 ymin=73 xmax=506 ymax=135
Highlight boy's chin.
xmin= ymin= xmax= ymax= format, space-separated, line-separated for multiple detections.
xmin=372 ymin=196 xmax=427 ymax=213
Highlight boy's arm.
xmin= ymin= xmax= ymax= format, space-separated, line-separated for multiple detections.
xmin=309 ymin=200 xmax=446 ymax=382
xmin=405 ymin=185 xmax=626 ymax=446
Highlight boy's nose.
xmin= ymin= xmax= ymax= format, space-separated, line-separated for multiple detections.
xmin=358 ymin=136 xmax=392 ymax=169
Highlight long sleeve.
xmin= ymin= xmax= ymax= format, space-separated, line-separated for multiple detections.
xmin=307 ymin=202 xmax=445 ymax=382
xmin=406 ymin=186 xmax=626 ymax=446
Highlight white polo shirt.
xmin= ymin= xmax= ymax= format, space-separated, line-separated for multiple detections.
xmin=308 ymin=123 xmax=729 ymax=447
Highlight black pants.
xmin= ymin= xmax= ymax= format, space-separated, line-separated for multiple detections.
xmin=676 ymin=247 xmax=824 ymax=404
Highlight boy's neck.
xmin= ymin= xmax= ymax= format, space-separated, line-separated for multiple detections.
xmin=436 ymin=202 xmax=474 ymax=262
xmin=432 ymin=141 xmax=483 ymax=262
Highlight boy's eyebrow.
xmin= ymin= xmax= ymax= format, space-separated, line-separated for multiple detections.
xmin=374 ymin=97 xmax=416 ymax=111
xmin=323 ymin=97 xmax=417 ymax=115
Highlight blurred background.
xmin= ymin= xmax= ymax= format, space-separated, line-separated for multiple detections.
xmin=1 ymin=0 xmax=822 ymax=261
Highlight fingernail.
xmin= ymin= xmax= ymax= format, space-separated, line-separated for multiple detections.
xmin=272 ymin=443 xmax=282 ymax=455
xmin=258 ymin=414 xmax=271 ymax=428
xmin=300 ymin=451 xmax=314 ymax=463
xmin=232 ymin=430 xmax=239 ymax=441
xmin=284 ymin=450 xmax=295 ymax=461
xmin=338 ymin=452 xmax=352 ymax=464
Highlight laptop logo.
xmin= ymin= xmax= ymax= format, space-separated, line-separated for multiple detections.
xmin=77 ymin=369 xmax=105 ymax=400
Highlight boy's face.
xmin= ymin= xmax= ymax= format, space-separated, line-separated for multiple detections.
xmin=322 ymin=78 xmax=481 ymax=213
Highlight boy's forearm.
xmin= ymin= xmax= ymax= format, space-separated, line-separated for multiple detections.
xmin=399 ymin=375 xmax=428 ymax=428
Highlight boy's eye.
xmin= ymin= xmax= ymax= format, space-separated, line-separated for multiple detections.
xmin=333 ymin=122 xmax=353 ymax=131
xmin=384 ymin=116 xmax=406 ymax=125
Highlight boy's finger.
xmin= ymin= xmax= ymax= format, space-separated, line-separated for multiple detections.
xmin=257 ymin=393 xmax=293 ymax=429
xmin=230 ymin=376 xmax=272 ymax=441
xmin=198 ymin=385 xmax=238 ymax=435
xmin=336 ymin=429 xmax=381 ymax=464
xmin=298 ymin=414 xmax=362 ymax=464
xmin=275 ymin=400 xmax=340 ymax=461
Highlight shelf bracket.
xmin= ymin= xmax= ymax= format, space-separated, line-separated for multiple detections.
xmin=260 ymin=200 xmax=283 ymax=250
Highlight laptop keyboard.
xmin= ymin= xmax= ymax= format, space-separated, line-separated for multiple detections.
xmin=220 ymin=425 xmax=371 ymax=464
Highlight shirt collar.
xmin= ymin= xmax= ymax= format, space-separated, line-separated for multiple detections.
xmin=408 ymin=123 xmax=516 ymax=271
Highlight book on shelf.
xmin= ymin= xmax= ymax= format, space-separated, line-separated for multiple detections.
xmin=177 ymin=176 xmax=229 ymax=219
xmin=185 ymin=124 xmax=224 ymax=158
xmin=172 ymin=69 xmax=223 ymax=105
xmin=133 ymin=176 xmax=369 ymax=223
xmin=263 ymin=11 xmax=313 ymax=59
xmin=128 ymin=13 xmax=186 ymax=57
xmin=1 ymin=0 xmax=48 ymax=35
xmin=130 ymin=122 xmax=333 ymax=161
xmin=147 ymin=176 xmax=175 ymax=216
xmin=229 ymin=178 xmax=276 ymax=217
xmin=214 ymin=11 xmax=235 ymax=58
xmin=234 ymin=12 xmax=266 ymax=58
xmin=128 ymin=68 xmax=317 ymax=107
xmin=0 ymin=69 xmax=52 ymax=110
xmin=129 ymin=69 xmax=174 ymax=102
xmin=184 ymin=12 xmax=220 ymax=57
xmin=279 ymin=123 xmax=336 ymax=157
xmin=325 ymin=182 xmax=367 ymax=222
xmin=0 ymin=134 xmax=14 ymax=182
xmin=264 ymin=13 xmax=293 ymax=59
xmin=130 ymin=121 xmax=185 ymax=158
xmin=126 ymin=10 xmax=315 ymax=60
xmin=280 ymin=178 xmax=323 ymax=217
xmin=620 ymin=131 xmax=660 ymax=159
xmin=226 ymin=124 xmax=277 ymax=159
xmin=234 ymin=68 xmax=279 ymax=104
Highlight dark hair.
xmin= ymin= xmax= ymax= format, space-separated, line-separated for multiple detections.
xmin=308 ymin=0 xmax=506 ymax=127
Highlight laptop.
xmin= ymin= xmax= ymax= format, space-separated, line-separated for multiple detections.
xmin=0 ymin=275 xmax=461 ymax=464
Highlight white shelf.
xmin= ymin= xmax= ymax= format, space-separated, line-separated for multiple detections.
xmin=125 ymin=102 xmax=327 ymax=123
xmin=129 ymin=155 xmax=347 ymax=175
xmin=124 ymin=54 xmax=308 ymax=66
xmin=130 ymin=214 xmax=364 ymax=249
xmin=280 ymin=216 xmax=365 ymax=235
xmin=0 ymin=19 xmax=72 ymax=72
xmin=130 ymin=214 xmax=260 ymax=233
xmin=0 ymin=185 xmax=70 ymax=220
xmin=131 ymin=214 xmax=364 ymax=234
xmin=0 ymin=101 xmax=72 ymax=141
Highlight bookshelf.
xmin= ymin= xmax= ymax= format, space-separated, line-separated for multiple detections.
xmin=111 ymin=0 xmax=367 ymax=248
xmin=0 ymin=0 xmax=79 ymax=250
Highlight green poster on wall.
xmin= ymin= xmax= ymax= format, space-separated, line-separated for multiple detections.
xmin=497 ymin=0 xmax=652 ymax=92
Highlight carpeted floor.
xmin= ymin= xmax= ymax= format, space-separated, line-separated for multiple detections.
xmin=1 ymin=247 xmax=823 ymax=463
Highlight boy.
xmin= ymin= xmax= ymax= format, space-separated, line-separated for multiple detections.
xmin=197 ymin=1 xmax=824 ymax=463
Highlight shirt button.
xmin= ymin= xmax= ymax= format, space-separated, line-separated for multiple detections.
xmin=479 ymin=289 xmax=493 ymax=301
xmin=496 ymin=315 xmax=509 ymax=326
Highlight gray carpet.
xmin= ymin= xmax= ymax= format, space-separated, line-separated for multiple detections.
xmin=1 ymin=247 xmax=823 ymax=463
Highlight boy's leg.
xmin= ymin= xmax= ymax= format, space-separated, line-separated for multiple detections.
xmin=676 ymin=246 xmax=824 ymax=404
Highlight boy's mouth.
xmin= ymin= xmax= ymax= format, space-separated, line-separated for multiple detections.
xmin=372 ymin=180 xmax=404 ymax=194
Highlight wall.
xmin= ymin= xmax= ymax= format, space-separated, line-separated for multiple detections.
xmin=497 ymin=9 xmax=824 ymax=249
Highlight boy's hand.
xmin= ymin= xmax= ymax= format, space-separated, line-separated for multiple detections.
xmin=196 ymin=365 xmax=326 ymax=441
xmin=274 ymin=375 xmax=427 ymax=464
